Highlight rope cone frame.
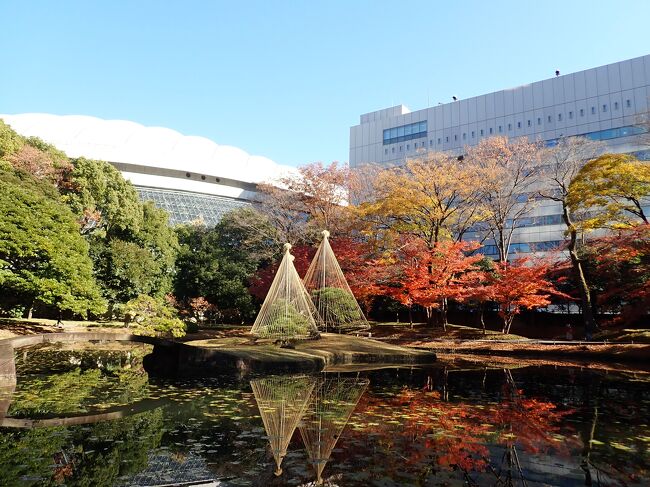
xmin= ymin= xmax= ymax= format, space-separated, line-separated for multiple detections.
xmin=299 ymin=377 xmax=369 ymax=484
xmin=250 ymin=376 xmax=317 ymax=476
xmin=303 ymin=230 xmax=370 ymax=333
xmin=251 ymin=243 xmax=320 ymax=340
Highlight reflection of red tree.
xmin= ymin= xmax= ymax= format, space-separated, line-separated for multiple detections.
xmin=337 ymin=373 xmax=578 ymax=483
xmin=485 ymin=371 xmax=579 ymax=458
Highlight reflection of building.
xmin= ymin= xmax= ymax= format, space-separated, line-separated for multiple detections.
xmin=350 ymin=55 xmax=650 ymax=257
xmin=118 ymin=452 xmax=218 ymax=487
xmin=0 ymin=113 xmax=295 ymax=226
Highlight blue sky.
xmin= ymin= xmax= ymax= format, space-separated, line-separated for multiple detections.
xmin=1 ymin=1 xmax=649 ymax=167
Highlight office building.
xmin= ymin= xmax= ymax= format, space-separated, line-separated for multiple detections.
xmin=349 ymin=54 xmax=650 ymax=257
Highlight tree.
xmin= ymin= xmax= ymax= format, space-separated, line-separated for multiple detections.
xmin=123 ymin=294 xmax=186 ymax=337
xmin=466 ymin=136 xmax=544 ymax=262
xmin=568 ymin=153 xmax=650 ymax=226
xmin=358 ymin=154 xmax=485 ymax=248
xmin=0 ymin=167 xmax=106 ymax=318
xmin=63 ymin=157 xmax=143 ymax=236
xmin=538 ymin=136 xmax=604 ymax=337
xmin=174 ymin=211 xmax=271 ymax=323
xmin=256 ymin=162 xmax=353 ymax=244
xmin=371 ymin=239 xmax=485 ymax=329
xmin=581 ymin=225 xmax=650 ymax=324
xmin=488 ymin=258 xmax=566 ymax=334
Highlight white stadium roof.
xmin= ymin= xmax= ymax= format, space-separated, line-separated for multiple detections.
xmin=0 ymin=113 xmax=296 ymax=185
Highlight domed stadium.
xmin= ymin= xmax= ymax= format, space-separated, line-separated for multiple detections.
xmin=0 ymin=113 xmax=295 ymax=226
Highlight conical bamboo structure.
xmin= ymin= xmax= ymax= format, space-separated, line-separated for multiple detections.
xmin=299 ymin=376 xmax=369 ymax=484
xmin=303 ymin=231 xmax=369 ymax=333
xmin=251 ymin=243 xmax=320 ymax=340
xmin=251 ymin=375 xmax=317 ymax=476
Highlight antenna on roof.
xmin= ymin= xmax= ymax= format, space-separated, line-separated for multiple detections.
xmin=452 ymin=96 xmax=458 ymax=101
xmin=555 ymin=70 xmax=560 ymax=77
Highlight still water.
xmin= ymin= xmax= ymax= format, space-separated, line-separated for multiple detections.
xmin=0 ymin=343 xmax=648 ymax=486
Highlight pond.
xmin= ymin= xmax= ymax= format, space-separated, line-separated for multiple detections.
xmin=0 ymin=343 xmax=648 ymax=486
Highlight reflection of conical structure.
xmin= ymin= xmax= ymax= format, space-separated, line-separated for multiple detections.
xmin=303 ymin=231 xmax=369 ymax=333
xmin=251 ymin=243 xmax=320 ymax=340
xmin=251 ymin=375 xmax=317 ymax=476
xmin=299 ymin=377 xmax=369 ymax=484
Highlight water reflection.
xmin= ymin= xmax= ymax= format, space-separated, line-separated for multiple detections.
xmin=299 ymin=377 xmax=368 ymax=485
xmin=250 ymin=375 xmax=368 ymax=484
xmin=0 ymin=344 xmax=649 ymax=486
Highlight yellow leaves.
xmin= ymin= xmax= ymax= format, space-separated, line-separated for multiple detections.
xmin=568 ymin=153 xmax=650 ymax=229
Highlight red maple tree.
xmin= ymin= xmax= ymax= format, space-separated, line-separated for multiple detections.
xmin=488 ymin=258 xmax=568 ymax=333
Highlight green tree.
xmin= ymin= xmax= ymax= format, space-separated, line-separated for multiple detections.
xmin=0 ymin=120 xmax=24 ymax=159
xmin=63 ymin=157 xmax=143 ymax=236
xmin=174 ymin=208 xmax=273 ymax=322
xmin=123 ymin=294 xmax=186 ymax=337
xmin=568 ymin=153 xmax=650 ymax=227
xmin=0 ymin=167 xmax=106 ymax=318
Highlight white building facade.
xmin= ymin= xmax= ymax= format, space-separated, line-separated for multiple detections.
xmin=349 ymin=54 xmax=650 ymax=258
xmin=1 ymin=113 xmax=295 ymax=226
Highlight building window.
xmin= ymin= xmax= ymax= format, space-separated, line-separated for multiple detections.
xmin=626 ymin=99 xmax=631 ymax=108
xmin=602 ymin=104 xmax=607 ymax=112
xmin=462 ymin=133 xmax=466 ymax=140
xmin=382 ymin=120 xmax=428 ymax=145
xmin=527 ymin=120 xmax=531 ymax=127
xmin=489 ymin=127 xmax=493 ymax=134
xmin=406 ymin=144 xmax=410 ymax=150
xmin=508 ymin=123 xmax=512 ymax=131
xmin=547 ymin=115 xmax=552 ymax=123
xmin=446 ymin=136 xmax=449 ymax=142
xmin=480 ymin=129 xmax=484 ymax=136
xmin=454 ymin=134 xmax=457 ymax=141
xmin=471 ymin=131 xmax=475 ymax=138
xmin=591 ymin=106 xmax=595 ymax=114
xmin=430 ymin=140 xmax=433 ymax=146
xmin=392 ymin=147 xmax=395 ymax=153
xmin=498 ymin=125 xmax=502 ymax=133
xmin=385 ymin=148 xmax=388 ymax=155
xmin=614 ymin=101 xmax=619 ymax=110
xmin=558 ymin=113 xmax=562 ymax=121
xmin=580 ymin=108 xmax=584 ymax=116
xmin=537 ymin=117 xmax=541 ymax=125
xmin=438 ymin=138 xmax=441 ymax=144
xmin=517 ymin=121 xmax=521 ymax=129
xmin=569 ymin=111 xmax=573 ymax=119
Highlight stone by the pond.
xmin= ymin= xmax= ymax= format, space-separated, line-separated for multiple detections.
xmin=145 ymin=334 xmax=437 ymax=377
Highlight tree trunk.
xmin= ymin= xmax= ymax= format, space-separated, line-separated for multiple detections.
xmin=479 ymin=303 xmax=486 ymax=334
xmin=25 ymin=301 xmax=34 ymax=320
xmin=440 ymin=298 xmax=448 ymax=331
xmin=408 ymin=306 xmax=413 ymax=328
xmin=563 ymin=205 xmax=598 ymax=339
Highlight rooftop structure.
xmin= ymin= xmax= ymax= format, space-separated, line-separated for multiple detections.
xmin=0 ymin=113 xmax=296 ymax=225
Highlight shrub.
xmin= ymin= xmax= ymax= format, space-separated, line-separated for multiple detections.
xmin=312 ymin=287 xmax=363 ymax=327
xmin=260 ymin=299 xmax=313 ymax=338
xmin=123 ymin=295 xmax=186 ymax=338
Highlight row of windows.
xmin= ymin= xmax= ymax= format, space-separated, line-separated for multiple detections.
xmin=384 ymin=125 xmax=647 ymax=156
xmin=480 ymin=240 xmax=564 ymax=257
xmin=506 ymin=214 xmax=564 ymax=228
xmin=137 ymin=187 xmax=249 ymax=227
xmin=382 ymin=121 xmax=427 ymax=145
xmin=382 ymin=98 xmax=639 ymax=152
